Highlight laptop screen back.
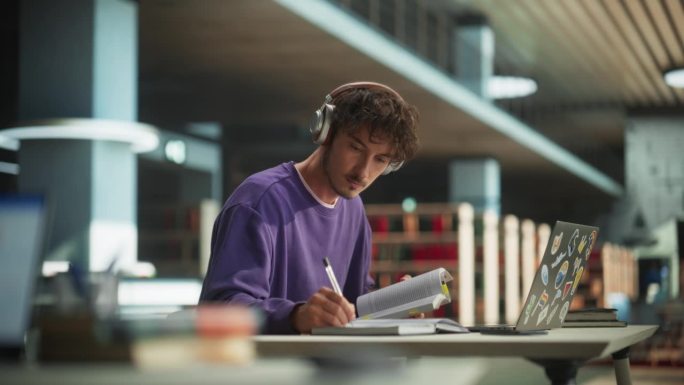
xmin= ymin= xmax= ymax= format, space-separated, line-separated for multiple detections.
xmin=0 ymin=195 xmax=46 ymax=347
xmin=515 ymin=221 xmax=599 ymax=331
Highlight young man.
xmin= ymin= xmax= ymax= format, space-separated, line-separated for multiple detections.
xmin=200 ymin=82 xmax=419 ymax=334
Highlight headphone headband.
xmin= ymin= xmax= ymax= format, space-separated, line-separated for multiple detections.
xmin=326 ymin=81 xmax=405 ymax=104
xmin=309 ymin=81 xmax=405 ymax=175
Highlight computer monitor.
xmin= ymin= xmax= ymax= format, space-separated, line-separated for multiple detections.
xmin=0 ymin=195 xmax=47 ymax=358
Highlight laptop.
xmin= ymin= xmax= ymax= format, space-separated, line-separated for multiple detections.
xmin=468 ymin=221 xmax=599 ymax=334
xmin=0 ymin=195 xmax=48 ymax=359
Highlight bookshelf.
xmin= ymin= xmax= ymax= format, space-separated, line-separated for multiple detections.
xmin=137 ymin=200 xmax=219 ymax=277
xmin=365 ymin=203 xmax=477 ymax=319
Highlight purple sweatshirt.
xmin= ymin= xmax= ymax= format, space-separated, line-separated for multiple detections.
xmin=199 ymin=162 xmax=374 ymax=334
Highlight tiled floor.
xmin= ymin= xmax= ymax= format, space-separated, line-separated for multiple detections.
xmin=580 ymin=365 xmax=684 ymax=385
xmin=0 ymin=358 xmax=681 ymax=385
xmin=466 ymin=358 xmax=684 ymax=385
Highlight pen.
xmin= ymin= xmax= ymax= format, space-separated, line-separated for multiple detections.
xmin=322 ymin=257 xmax=343 ymax=295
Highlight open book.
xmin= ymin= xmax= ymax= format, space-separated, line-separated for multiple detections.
xmin=356 ymin=267 xmax=453 ymax=319
xmin=312 ymin=318 xmax=468 ymax=335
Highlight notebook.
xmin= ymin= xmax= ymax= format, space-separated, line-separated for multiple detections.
xmin=312 ymin=318 xmax=469 ymax=336
xmin=0 ymin=195 xmax=48 ymax=359
xmin=468 ymin=221 xmax=599 ymax=334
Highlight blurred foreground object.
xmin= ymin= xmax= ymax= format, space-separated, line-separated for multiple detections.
xmin=132 ymin=305 xmax=257 ymax=369
xmin=37 ymin=305 xmax=258 ymax=368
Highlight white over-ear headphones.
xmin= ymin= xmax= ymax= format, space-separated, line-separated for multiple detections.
xmin=308 ymin=82 xmax=404 ymax=175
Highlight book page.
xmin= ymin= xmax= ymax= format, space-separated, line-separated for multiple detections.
xmin=359 ymin=295 xmax=447 ymax=319
xmin=356 ymin=268 xmax=452 ymax=318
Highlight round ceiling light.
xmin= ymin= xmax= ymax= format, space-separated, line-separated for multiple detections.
xmin=487 ymin=76 xmax=538 ymax=99
xmin=1 ymin=119 xmax=159 ymax=153
xmin=664 ymin=67 xmax=684 ymax=88
xmin=487 ymin=76 xmax=537 ymax=99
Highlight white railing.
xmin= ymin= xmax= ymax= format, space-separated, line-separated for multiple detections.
xmin=503 ymin=214 xmax=521 ymax=324
xmin=601 ymin=243 xmax=638 ymax=306
xmin=482 ymin=210 xmax=499 ymax=324
xmin=457 ymin=204 xmax=475 ymax=326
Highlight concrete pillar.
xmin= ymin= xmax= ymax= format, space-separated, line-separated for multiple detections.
xmin=448 ymin=158 xmax=501 ymax=216
xmin=453 ymin=16 xmax=494 ymax=99
xmin=13 ymin=0 xmax=150 ymax=271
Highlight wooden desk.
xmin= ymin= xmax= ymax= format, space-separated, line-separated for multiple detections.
xmin=254 ymin=325 xmax=658 ymax=385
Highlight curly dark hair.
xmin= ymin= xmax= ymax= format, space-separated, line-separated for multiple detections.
xmin=328 ymin=86 xmax=420 ymax=162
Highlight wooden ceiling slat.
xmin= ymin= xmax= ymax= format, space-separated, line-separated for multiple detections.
xmin=645 ymin=0 xmax=684 ymax=64
xmin=603 ymin=0 xmax=678 ymax=104
xmin=579 ymin=0 xmax=664 ymax=105
xmin=654 ymin=1 xmax=684 ymax=101
xmin=625 ymin=0 xmax=671 ymax=67
xmin=555 ymin=0 xmax=641 ymax=105
xmin=561 ymin=1 xmax=646 ymax=105
xmin=625 ymin=0 xmax=684 ymax=101
xmin=664 ymin=0 xmax=684 ymax=62
xmin=514 ymin=0 xmax=602 ymax=102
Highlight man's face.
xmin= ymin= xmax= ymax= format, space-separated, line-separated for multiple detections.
xmin=323 ymin=126 xmax=394 ymax=199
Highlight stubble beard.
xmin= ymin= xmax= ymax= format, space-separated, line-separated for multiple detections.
xmin=322 ymin=147 xmax=358 ymax=200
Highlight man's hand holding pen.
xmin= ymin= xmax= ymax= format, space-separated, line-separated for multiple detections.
xmin=291 ymin=287 xmax=356 ymax=333
xmin=290 ymin=256 xmax=357 ymax=333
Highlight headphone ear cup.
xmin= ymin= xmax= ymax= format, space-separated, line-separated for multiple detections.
xmin=382 ymin=160 xmax=404 ymax=175
xmin=310 ymin=104 xmax=334 ymax=145
xmin=309 ymin=106 xmax=324 ymax=144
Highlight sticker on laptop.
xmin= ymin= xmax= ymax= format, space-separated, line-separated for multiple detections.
xmin=585 ymin=230 xmax=597 ymax=260
xmin=537 ymin=305 xmax=549 ymax=326
xmin=551 ymin=232 xmax=563 ymax=255
xmin=572 ymin=257 xmax=581 ymax=276
xmin=552 ymin=251 xmax=567 ymax=268
xmin=547 ymin=304 xmax=559 ymax=325
xmin=555 ymin=260 xmax=569 ymax=289
xmin=562 ymin=281 xmax=573 ymax=299
xmin=549 ymin=289 xmax=561 ymax=307
xmin=577 ymin=234 xmax=587 ymax=254
xmin=533 ymin=290 xmax=548 ymax=317
xmin=523 ymin=294 xmax=537 ymax=324
xmin=541 ymin=265 xmax=549 ymax=285
xmin=570 ymin=266 xmax=584 ymax=296
xmin=567 ymin=228 xmax=580 ymax=256
xmin=559 ymin=301 xmax=570 ymax=322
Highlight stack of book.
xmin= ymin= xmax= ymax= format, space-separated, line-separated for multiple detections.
xmin=562 ymin=308 xmax=628 ymax=328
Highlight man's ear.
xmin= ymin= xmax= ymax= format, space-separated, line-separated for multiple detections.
xmin=322 ymin=126 xmax=338 ymax=146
